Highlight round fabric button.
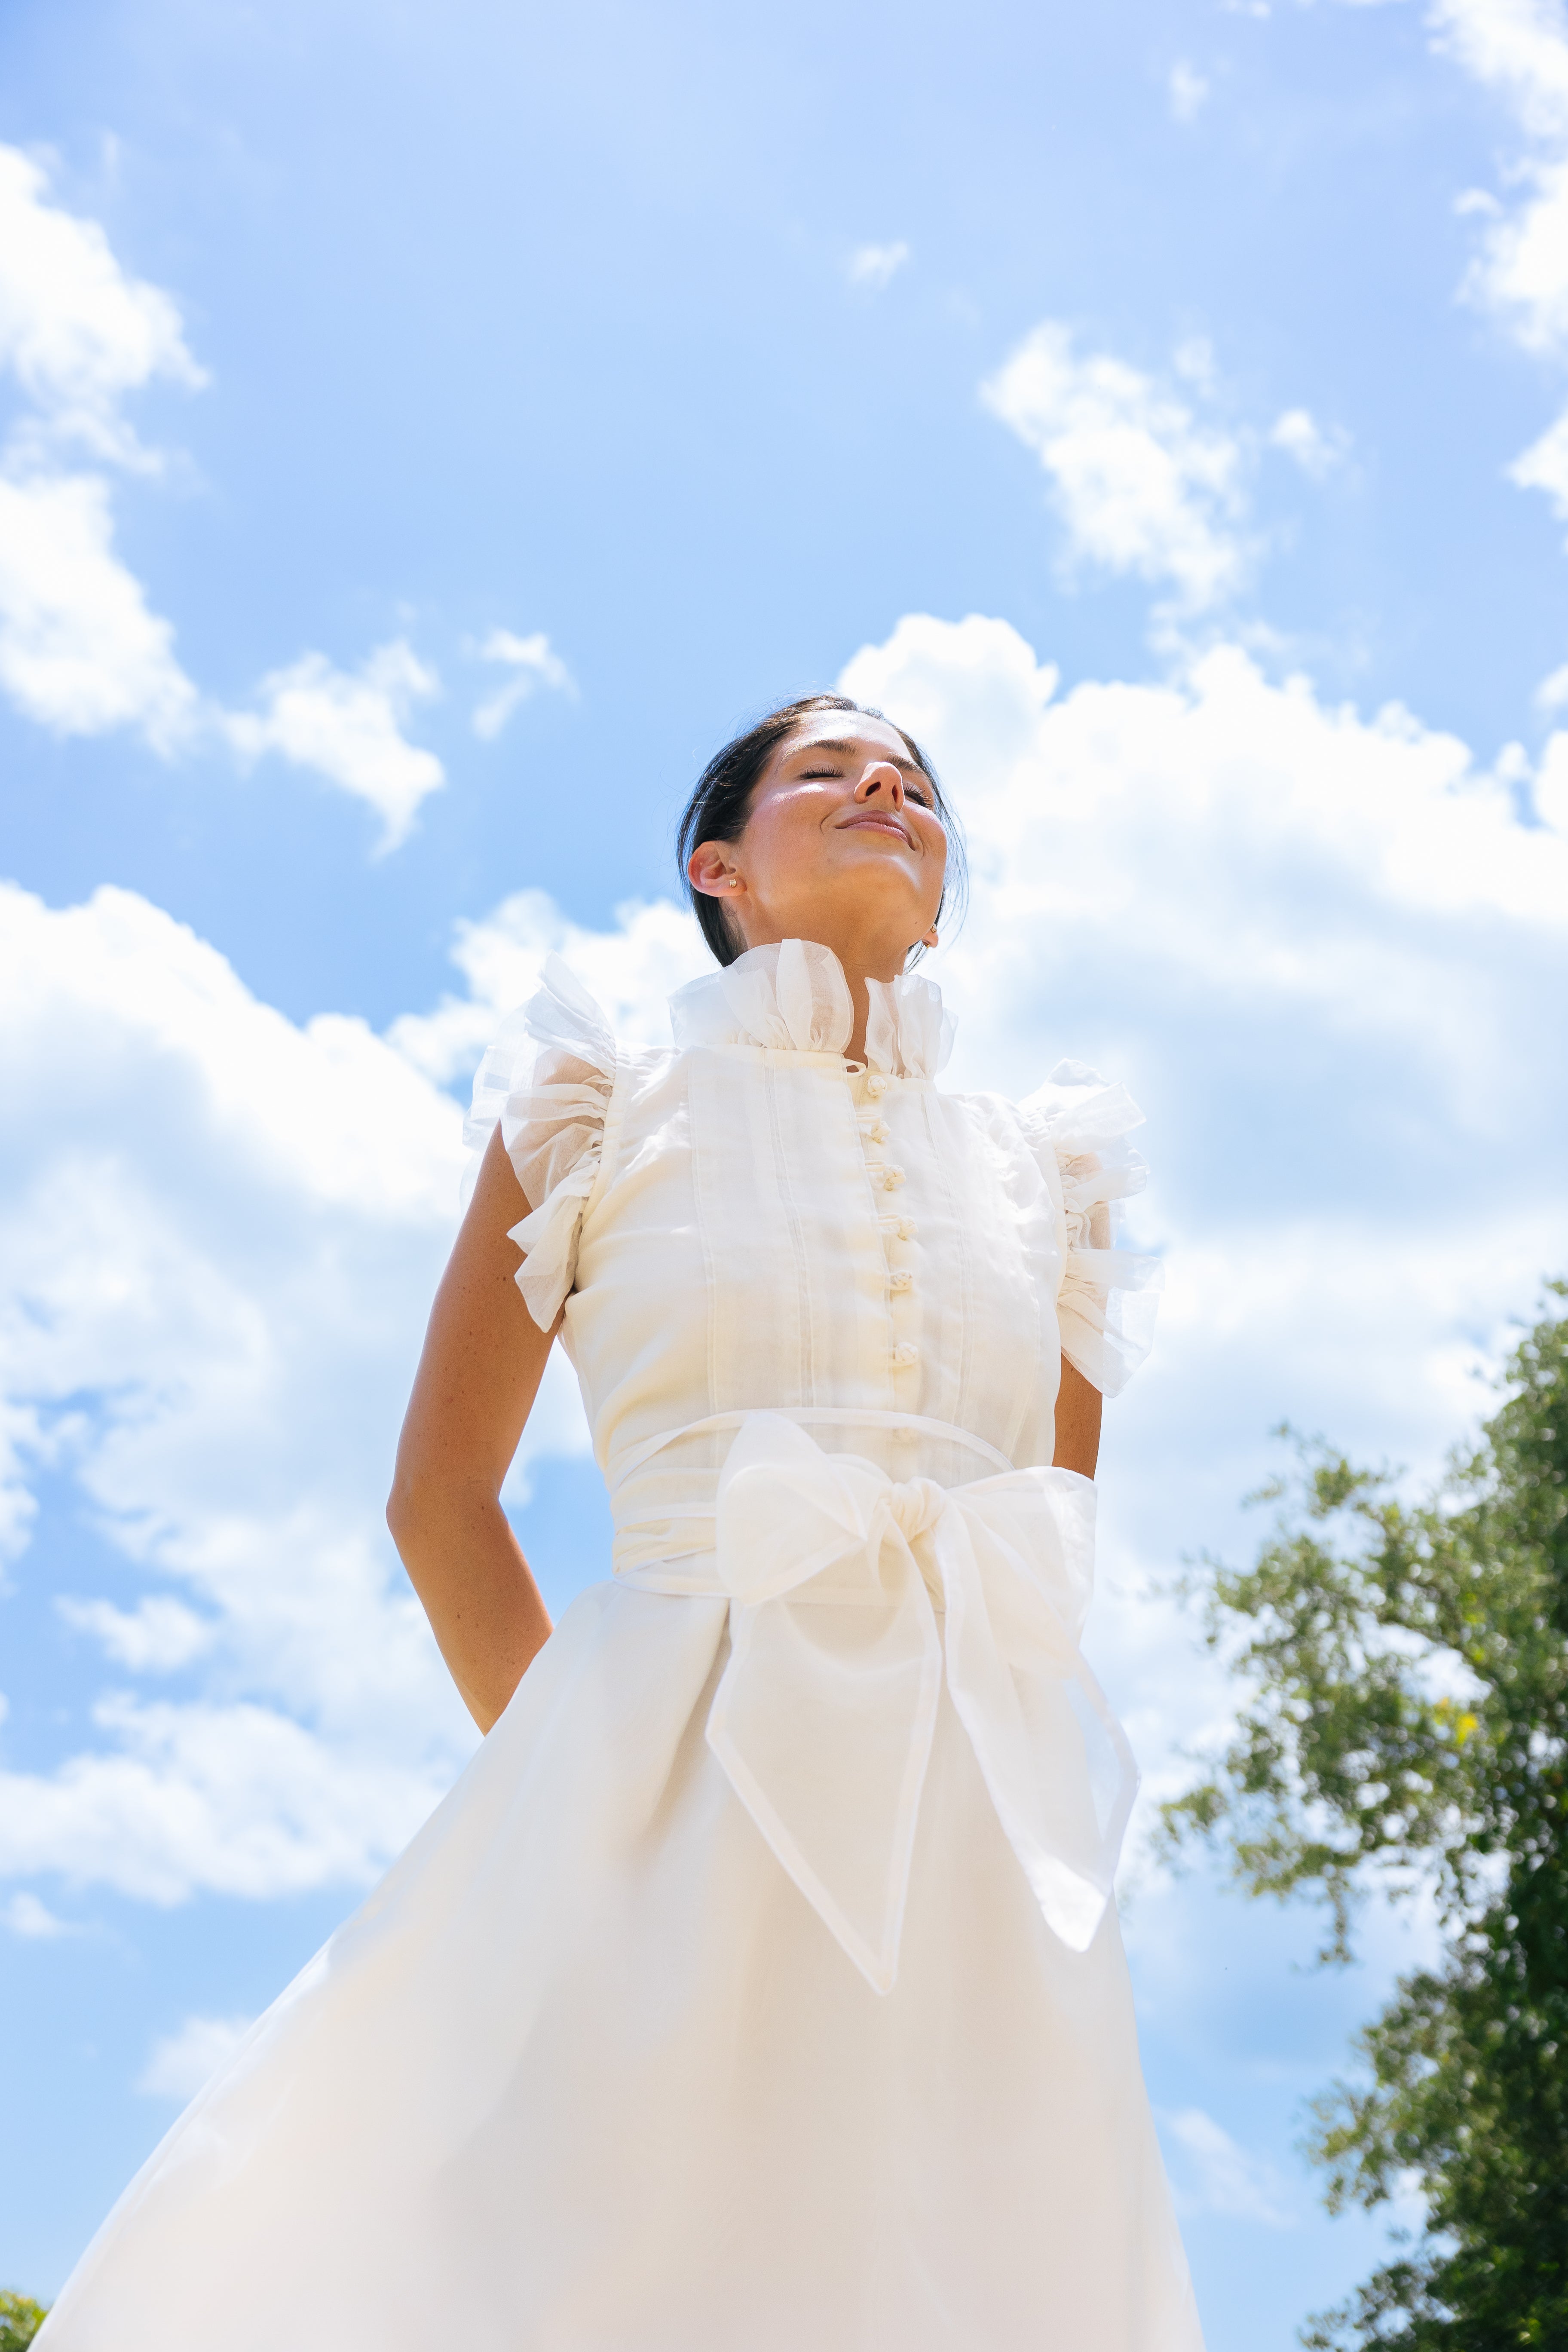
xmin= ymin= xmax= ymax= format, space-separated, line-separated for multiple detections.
xmin=881 ymin=1165 xmax=906 ymax=1191
xmin=889 ymin=1268 xmax=914 ymax=1292
xmin=891 ymin=1342 xmax=920 ymax=1369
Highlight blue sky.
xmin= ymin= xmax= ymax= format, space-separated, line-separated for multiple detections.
xmin=3 ymin=2 xmax=1567 ymax=2344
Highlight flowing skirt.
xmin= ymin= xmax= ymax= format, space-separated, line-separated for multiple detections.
xmin=38 ymin=1580 xmax=1204 ymax=2352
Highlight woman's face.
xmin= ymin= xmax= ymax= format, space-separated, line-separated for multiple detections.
xmin=689 ymin=713 xmax=948 ymax=971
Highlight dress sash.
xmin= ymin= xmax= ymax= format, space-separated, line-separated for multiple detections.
xmin=606 ymin=1410 xmax=1138 ymax=1994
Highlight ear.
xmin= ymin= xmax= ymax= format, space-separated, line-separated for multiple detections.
xmin=921 ymin=925 xmax=939 ymax=948
xmin=688 ymin=842 xmax=741 ymax=900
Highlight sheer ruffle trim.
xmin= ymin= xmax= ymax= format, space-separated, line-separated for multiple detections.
xmin=669 ymin=940 xmax=953 ymax=1078
xmin=865 ymin=971 xmax=953 ymax=1079
xmin=465 ymin=955 xmax=616 ymax=1332
xmin=1018 ymin=1059 xmax=1162 ymax=1398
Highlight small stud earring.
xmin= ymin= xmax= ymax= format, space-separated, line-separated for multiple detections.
xmin=727 ymin=875 xmax=741 ymax=889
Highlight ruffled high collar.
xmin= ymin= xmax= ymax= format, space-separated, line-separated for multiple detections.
xmin=668 ymin=940 xmax=954 ymax=1080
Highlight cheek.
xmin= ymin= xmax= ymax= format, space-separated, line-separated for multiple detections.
xmin=744 ymin=793 xmax=827 ymax=889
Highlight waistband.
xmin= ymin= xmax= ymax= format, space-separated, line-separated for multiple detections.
xmin=606 ymin=1407 xmax=1018 ymax=1589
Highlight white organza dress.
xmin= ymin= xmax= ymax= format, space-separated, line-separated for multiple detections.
xmin=40 ymin=940 xmax=1204 ymax=2352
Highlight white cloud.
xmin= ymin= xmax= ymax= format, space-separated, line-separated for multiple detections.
xmin=846 ymin=241 xmax=910 ymax=291
xmin=0 ymin=873 xmax=682 ymax=1908
xmin=471 ymin=627 xmax=575 ymax=741
xmin=1434 ymin=0 xmax=1568 ymax=155
xmin=0 ymin=144 xmax=205 ymax=467
xmin=0 ymin=144 xmax=452 ymax=850
xmin=1433 ymin=0 xmax=1568 ymax=525
xmin=388 ymin=888 xmax=710 ymax=1088
xmin=136 ymin=2012 xmax=253 ymax=2102
xmin=1532 ymin=722 xmax=1568 ymax=819
xmin=1509 ymin=400 xmax=1568 ymax=512
xmin=0 ymin=469 xmax=198 ymax=746
xmin=0 ymin=144 xmax=203 ymax=747
xmin=3 ymin=1889 xmax=70 ymax=1938
xmin=1158 ymin=2107 xmax=1298 ymax=2226
xmin=980 ymin=323 xmax=1252 ymax=611
xmin=56 ymin=1593 xmax=216 ymax=1672
xmin=1269 ymin=404 xmax=1348 ymax=478
xmin=1 ymin=1698 xmax=453 ymax=1904
xmin=0 ymin=882 xmax=478 ymax=1903
xmin=227 ymin=639 xmax=445 ymax=851
xmin=1168 ymin=61 xmax=1210 ymax=121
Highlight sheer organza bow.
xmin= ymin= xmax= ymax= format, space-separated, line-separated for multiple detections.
xmin=704 ymin=1414 xmax=1138 ymax=1993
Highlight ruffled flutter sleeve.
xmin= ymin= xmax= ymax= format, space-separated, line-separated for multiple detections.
xmin=463 ymin=955 xmax=616 ymax=1332
xmin=1018 ymin=1059 xmax=1162 ymax=1398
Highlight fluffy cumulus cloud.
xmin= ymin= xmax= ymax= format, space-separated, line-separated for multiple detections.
xmin=1434 ymin=0 xmax=1568 ymax=521
xmin=227 ymin=640 xmax=445 ymax=851
xmin=981 ymin=325 xmax=1253 ymax=612
xmin=0 ymin=879 xmax=593 ymax=1908
xmin=1268 ymin=404 xmax=1348 ymax=478
xmin=1420 ymin=0 xmax=1568 ymax=827
xmin=3 ymin=1889 xmax=70 ymax=1939
xmin=389 ymin=886 xmax=710 ymax=1089
xmin=5 ymin=609 xmax=1564 ymax=1930
xmin=471 ymin=627 xmax=575 ymax=742
xmin=0 ymin=469 xmax=198 ymax=745
xmin=0 ymin=144 xmax=205 ymax=464
xmin=0 ymin=145 xmax=448 ymax=846
xmin=0 ymin=147 xmax=204 ymax=750
xmin=137 ymin=2012 xmax=254 ymax=2102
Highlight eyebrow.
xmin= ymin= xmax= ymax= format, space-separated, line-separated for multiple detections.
xmin=791 ymin=736 xmax=932 ymax=787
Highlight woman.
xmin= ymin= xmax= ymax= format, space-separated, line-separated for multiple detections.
xmin=37 ymin=695 xmax=1202 ymax=2350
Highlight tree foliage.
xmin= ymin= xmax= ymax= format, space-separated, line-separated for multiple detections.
xmin=1161 ymin=1285 xmax=1568 ymax=2348
xmin=0 ymin=2293 xmax=47 ymax=2352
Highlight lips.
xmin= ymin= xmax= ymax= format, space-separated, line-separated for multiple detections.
xmin=839 ymin=814 xmax=914 ymax=846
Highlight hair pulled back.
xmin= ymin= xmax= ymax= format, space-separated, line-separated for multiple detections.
xmin=676 ymin=693 xmax=967 ymax=969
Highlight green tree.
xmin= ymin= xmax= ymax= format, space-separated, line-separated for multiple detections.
xmin=1160 ymin=1286 xmax=1568 ymax=2349
xmin=0 ymin=2292 xmax=48 ymax=2352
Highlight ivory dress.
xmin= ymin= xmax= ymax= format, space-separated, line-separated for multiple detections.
xmin=39 ymin=938 xmax=1204 ymax=2352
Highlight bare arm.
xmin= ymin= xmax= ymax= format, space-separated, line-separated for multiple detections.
xmin=388 ymin=1124 xmax=557 ymax=1733
xmin=1051 ymin=1357 xmax=1102 ymax=1479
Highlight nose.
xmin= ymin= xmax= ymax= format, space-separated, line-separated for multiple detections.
xmin=855 ymin=763 xmax=906 ymax=808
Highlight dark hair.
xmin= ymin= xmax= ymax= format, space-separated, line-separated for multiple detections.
xmin=676 ymin=693 xmax=968 ymax=969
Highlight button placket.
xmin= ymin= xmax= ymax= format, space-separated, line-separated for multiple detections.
xmin=850 ymin=1067 xmax=919 ymax=1377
